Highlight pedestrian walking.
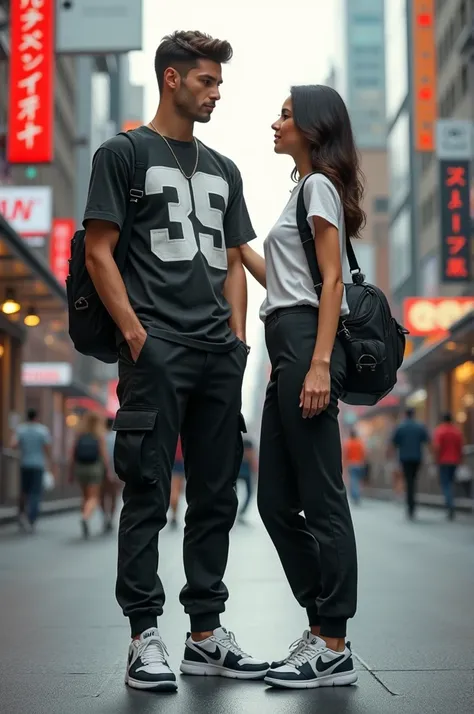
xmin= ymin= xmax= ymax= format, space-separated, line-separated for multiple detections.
xmin=237 ymin=436 xmax=256 ymax=521
xmin=432 ymin=413 xmax=464 ymax=520
xmin=343 ymin=430 xmax=367 ymax=505
xmin=169 ymin=437 xmax=185 ymax=527
xmin=69 ymin=412 xmax=111 ymax=539
xmin=240 ymin=84 xmax=361 ymax=689
xmin=390 ymin=408 xmax=430 ymax=520
xmin=100 ymin=417 xmax=122 ymax=532
xmin=82 ymin=30 xmax=268 ymax=691
xmin=12 ymin=408 xmax=52 ymax=533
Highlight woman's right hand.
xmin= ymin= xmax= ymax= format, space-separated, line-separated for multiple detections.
xmin=239 ymin=243 xmax=267 ymax=289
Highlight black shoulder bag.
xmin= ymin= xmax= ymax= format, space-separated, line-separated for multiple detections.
xmin=296 ymin=173 xmax=409 ymax=406
xmin=66 ymin=131 xmax=146 ymax=364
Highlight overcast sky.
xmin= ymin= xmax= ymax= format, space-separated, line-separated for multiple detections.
xmin=131 ymin=0 xmax=336 ymax=420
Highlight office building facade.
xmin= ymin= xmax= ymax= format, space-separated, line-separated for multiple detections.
xmin=345 ymin=0 xmax=386 ymax=150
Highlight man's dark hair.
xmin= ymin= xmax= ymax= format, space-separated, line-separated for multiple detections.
xmin=442 ymin=412 xmax=452 ymax=423
xmin=155 ymin=30 xmax=233 ymax=92
xmin=27 ymin=408 xmax=37 ymax=421
xmin=405 ymin=408 xmax=415 ymax=419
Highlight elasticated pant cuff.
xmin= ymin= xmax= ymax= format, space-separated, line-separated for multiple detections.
xmin=130 ymin=616 xmax=158 ymax=638
xmin=190 ymin=613 xmax=221 ymax=633
xmin=320 ymin=617 xmax=347 ymax=639
xmin=306 ymin=606 xmax=321 ymax=627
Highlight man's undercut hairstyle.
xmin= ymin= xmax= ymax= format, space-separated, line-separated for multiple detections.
xmin=155 ymin=30 xmax=233 ymax=91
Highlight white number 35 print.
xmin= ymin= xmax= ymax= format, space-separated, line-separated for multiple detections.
xmin=145 ymin=166 xmax=229 ymax=270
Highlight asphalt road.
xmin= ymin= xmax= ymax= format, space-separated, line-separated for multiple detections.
xmin=1 ymin=496 xmax=473 ymax=714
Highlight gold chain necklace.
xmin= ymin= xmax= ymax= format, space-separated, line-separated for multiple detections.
xmin=149 ymin=120 xmax=199 ymax=180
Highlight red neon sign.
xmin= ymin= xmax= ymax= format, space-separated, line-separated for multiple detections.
xmin=7 ymin=0 xmax=55 ymax=164
xmin=439 ymin=161 xmax=471 ymax=283
xmin=50 ymin=218 xmax=74 ymax=285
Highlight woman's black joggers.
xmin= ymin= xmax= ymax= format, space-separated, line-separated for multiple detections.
xmin=257 ymin=306 xmax=358 ymax=639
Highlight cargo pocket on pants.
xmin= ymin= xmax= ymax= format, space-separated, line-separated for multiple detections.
xmin=113 ymin=407 xmax=159 ymax=486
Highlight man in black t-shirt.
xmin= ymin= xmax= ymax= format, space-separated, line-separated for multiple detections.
xmin=83 ymin=31 xmax=269 ymax=691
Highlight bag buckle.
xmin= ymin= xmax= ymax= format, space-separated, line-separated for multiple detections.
xmin=74 ymin=297 xmax=89 ymax=311
xmin=338 ymin=320 xmax=350 ymax=340
xmin=129 ymin=189 xmax=144 ymax=202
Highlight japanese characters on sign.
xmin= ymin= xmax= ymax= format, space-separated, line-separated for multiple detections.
xmin=50 ymin=218 xmax=74 ymax=285
xmin=439 ymin=161 xmax=471 ymax=283
xmin=412 ymin=0 xmax=437 ymax=152
xmin=7 ymin=0 xmax=54 ymax=164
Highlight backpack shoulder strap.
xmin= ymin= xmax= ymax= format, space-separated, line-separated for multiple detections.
xmin=296 ymin=174 xmax=323 ymax=299
xmin=113 ymin=130 xmax=147 ymax=272
xmin=296 ymin=172 xmax=362 ymax=295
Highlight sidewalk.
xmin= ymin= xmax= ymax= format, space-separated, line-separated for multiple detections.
xmin=0 ymin=497 xmax=81 ymax=525
xmin=0 ymin=500 xmax=473 ymax=714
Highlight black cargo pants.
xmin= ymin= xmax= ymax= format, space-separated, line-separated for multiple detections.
xmin=114 ymin=333 xmax=248 ymax=636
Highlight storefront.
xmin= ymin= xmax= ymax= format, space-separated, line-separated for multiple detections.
xmin=402 ymin=311 xmax=474 ymax=440
xmin=0 ymin=215 xmax=107 ymax=506
xmin=381 ymin=310 xmax=474 ymax=502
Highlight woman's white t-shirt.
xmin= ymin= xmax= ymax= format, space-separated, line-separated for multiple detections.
xmin=259 ymin=173 xmax=349 ymax=321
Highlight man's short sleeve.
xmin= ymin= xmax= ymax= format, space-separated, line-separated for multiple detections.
xmin=42 ymin=426 xmax=52 ymax=445
xmin=83 ymin=143 xmax=132 ymax=230
xmin=223 ymin=168 xmax=256 ymax=249
xmin=304 ymin=174 xmax=341 ymax=233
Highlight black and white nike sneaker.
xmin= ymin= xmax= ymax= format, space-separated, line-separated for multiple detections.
xmin=265 ymin=631 xmax=358 ymax=689
xmin=125 ymin=628 xmax=177 ymax=691
xmin=180 ymin=626 xmax=269 ymax=679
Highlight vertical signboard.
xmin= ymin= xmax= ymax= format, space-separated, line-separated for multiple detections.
xmin=8 ymin=0 xmax=55 ymax=163
xmin=436 ymin=120 xmax=473 ymax=283
xmin=412 ymin=0 xmax=437 ymax=152
xmin=439 ymin=161 xmax=471 ymax=282
xmin=50 ymin=218 xmax=74 ymax=285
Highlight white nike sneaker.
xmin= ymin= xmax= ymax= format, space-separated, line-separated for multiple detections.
xmin=180 ymin=626 xmax=269 ymax=679
xmin=125 ymin=628 xmax=177 ymax=691
xmin=265 ymin=630 xmax=358 ymax=689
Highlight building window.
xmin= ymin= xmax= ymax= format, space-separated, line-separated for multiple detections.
xmin=354 ymin=76 xmax=381 ymax=88
xmin=388 ymin=111 xmax=410 ymax=212
xmin=373 ymin=196 xmax=389 ymax=213
xmin=389 ymin=207 xmax=412 ymax=291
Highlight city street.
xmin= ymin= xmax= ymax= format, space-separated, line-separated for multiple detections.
xmin=1 ymin=498 xmax=473 ymax=714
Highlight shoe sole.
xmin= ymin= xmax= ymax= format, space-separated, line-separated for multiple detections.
xmin=180 ymin=661 xmax=268 ymax=680
xmin=264 ymin=671 xmax=358 ymax=690
xmin=125 ymin=673 xmax=178 ymax=691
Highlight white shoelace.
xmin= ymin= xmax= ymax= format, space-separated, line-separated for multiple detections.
xmin=281 ymin=637 xmax=307 ymax=662
xmin=138 ymin=636 xmax=169 ymax=666
xmin=216 ymin=630 xmax=249 ymax=658
xmin=286 ymin=641 xmax=326 ymax=668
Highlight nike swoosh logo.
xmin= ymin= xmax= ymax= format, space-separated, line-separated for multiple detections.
xmin=316 ymin=653 xmax=346 ymax=673
xmin=193 ymin=643 xmax=221 ymax=661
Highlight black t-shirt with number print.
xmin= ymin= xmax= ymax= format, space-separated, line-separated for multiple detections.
xmin=83 ymin=126 xmax=256 ymax=352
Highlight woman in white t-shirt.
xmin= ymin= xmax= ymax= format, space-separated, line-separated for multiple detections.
xmin=240 ymin=85 xmax=365 ymax=690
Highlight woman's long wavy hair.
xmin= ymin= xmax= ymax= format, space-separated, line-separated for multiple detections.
xmin=290 ymin=85 xmax=366 ymax=239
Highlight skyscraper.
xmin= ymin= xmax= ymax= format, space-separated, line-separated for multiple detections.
xmin=345 ymin=0 xmax=387 ymax=149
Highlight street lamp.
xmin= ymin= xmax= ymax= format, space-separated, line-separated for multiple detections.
xmin=24 ymin=307 xmax=40 ymax=327
xmin=1 ymin=289 xmax=21 ymax=315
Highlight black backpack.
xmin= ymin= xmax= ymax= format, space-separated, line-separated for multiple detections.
xmin=66 ymin=131 xmax=147 ymax=364
xmin=297 ymin=173 xmax=409 ymax=406
xmin=74 ymin=433 xmax=100 ymax=465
